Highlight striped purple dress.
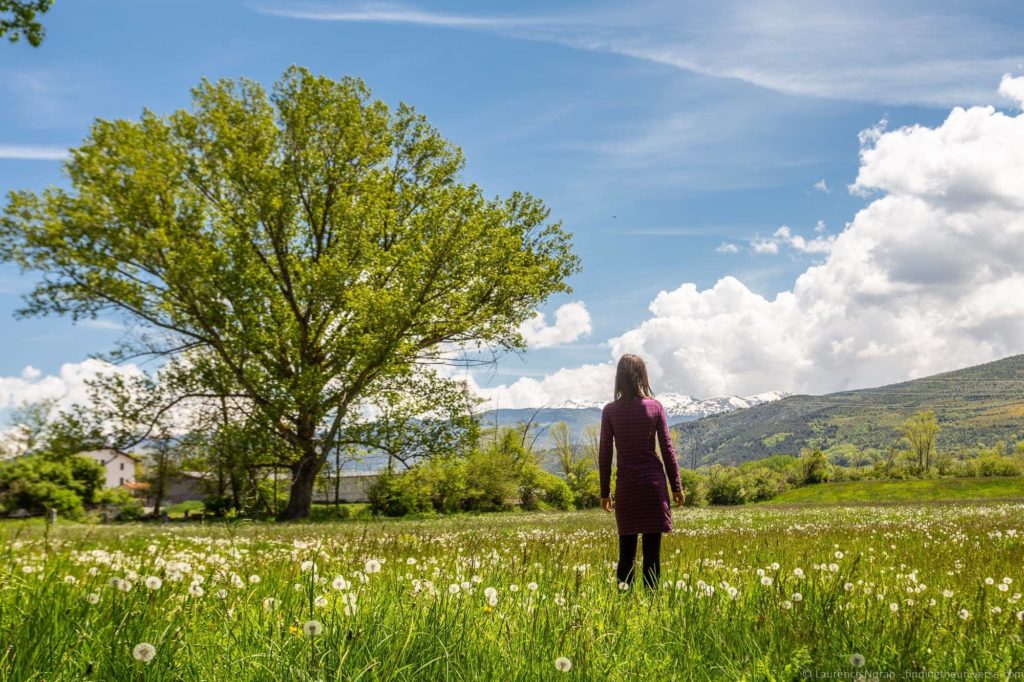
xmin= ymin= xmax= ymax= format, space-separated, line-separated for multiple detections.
xmin=599 ymin=396 xmax=683 ymax=535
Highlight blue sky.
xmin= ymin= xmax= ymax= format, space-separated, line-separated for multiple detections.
xmin=3 ymin=0 xmax=1024 ymax=410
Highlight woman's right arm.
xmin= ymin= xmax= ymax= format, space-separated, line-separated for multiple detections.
xmin=599 ymin=406 xmax=613 ymax=501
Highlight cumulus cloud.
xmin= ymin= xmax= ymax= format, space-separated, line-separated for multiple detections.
xmin=517 ymin=302 xmax=592 ymax=348
xmin=814 ymin=179 xmax=830 ymax=193
xmin=466 ymin=362 xmax=615 ymax=411
xmin=750 ymin=225 xmax=835 ymax=255
xmin=476 ymin=79 xmax=1024 ymax=404
xmin=0 ymin=360 xmax=147 ymax=455
xmin=0 ymin=359 xmax=144 ymax=412
xmin=715 ymin=242 xmax=740 ymax=254
xmin=998 ymin=74 xmax=1024 ymax=106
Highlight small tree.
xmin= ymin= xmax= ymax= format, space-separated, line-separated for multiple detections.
xmin=799 ymin=447 xmax=830 ymax=484
xmin=899 ymin=410 xmax=940 ymax=475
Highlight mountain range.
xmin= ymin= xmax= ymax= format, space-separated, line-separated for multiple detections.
xmin=341 ymin=355 xmax=1024 ymax=472
xmin=475 ymin=391 xmax=790 ymax=449
xmin=674 ymin=354 xmax=1024 ymax=466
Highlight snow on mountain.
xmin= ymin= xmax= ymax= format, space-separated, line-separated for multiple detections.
xmin=546 ymin=391 xmax=790 ymax=419
xmin=549 ymin=398 xmax=607 ymax=410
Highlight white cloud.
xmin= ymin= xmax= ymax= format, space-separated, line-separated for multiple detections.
xmin=716 ymin=242 xmax=740 ymax=254
xmin=465 ymin=362 xmax=615 ymax=411
xmin=0 ymin=145 xmax=69 ymax=160
xmin=256 ymin=3 xmax=1024 ymax=106
xmin=0 ymin=359 xmax=144 ymax=412
xmin=750 ymin=238 xmax=779 ymax=255
xmin=475 ymin=78 xmax=1024 ymax=403
xmin=252 ymin=4 xmax=544 ymax=28
xmin=517 ymin=302 xmax=592 ymax=348
xmin=0 ymin=360 xmax=147 ymax=455
xmin=772 ymin=225 xmax=836 ymax=255
xmin=814 ymin=179 xmax=830 ymax=193
xmin=998 ymin=74 xmax=1024 ymax=107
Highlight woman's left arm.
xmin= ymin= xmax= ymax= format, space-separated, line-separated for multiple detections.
xmin=656 ymin=403 xmax=683 ymax=495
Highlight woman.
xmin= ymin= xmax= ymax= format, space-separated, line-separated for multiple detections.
xmin=599 ymin=354 xmax=686 ymax=590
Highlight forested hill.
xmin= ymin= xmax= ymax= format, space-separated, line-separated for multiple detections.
xmin=675 ymin=355 xmax=1024 ymax=466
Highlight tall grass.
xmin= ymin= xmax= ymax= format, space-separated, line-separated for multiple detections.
xmin=2 ymin=504 xmax=1023 ymax=680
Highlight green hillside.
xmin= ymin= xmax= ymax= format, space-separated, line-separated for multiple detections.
xmin=767 ymin=476 xmax=1024 ymax=504
xmin=677 ymin=354 xmax=1024 ymax=465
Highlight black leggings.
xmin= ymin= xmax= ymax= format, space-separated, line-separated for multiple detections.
xmin=616 ymin=532 xmax=662 ymax=589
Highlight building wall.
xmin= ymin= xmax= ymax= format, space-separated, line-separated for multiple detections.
xmin=80 ymin=449 xmax=136 ymax=489
xmin=313 ymin=474 xmax=379 ymax=503
xmin=162 ymin=475 xmax=205 ymax=506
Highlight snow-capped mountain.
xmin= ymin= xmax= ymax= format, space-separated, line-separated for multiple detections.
xmin=548 ymin=390 xmax=791 ymax=419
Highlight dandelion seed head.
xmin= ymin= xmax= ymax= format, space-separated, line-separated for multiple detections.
xmin=132 ymin=643 xmax=156 ymax=663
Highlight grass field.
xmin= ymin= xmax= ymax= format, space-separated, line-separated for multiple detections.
xmin=768 ymin=476 xmax=1024 ymax=504
xmin=3 ymin=503 xmax=1024 ymax=680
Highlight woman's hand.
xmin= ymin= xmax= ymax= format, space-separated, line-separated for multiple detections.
xmin=673 ymin=490 xmax=686 ymax=507
xmin=601 ymin=497 xmax=613 ymax=512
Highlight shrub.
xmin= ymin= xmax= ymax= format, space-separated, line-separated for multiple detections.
xmin=705 ymin=466 xmax=746 ymax=505
xmin=975 ymin=454 xmax=1021 ymax=477
xmin=95 ymin=487 xmax=144 ymax=520
xmin=568 ymin=469 xmax=602 ymax=508
xmin=463 ymin=447 xmax=519 ymax=512
xmin=518 ymin=466 xmax=574 ymax=511
xmin=0 ymin=453 xmax=105 ymax=519
xmin=415 ymin=456 xmax=467 ymax=513
xmin=677 ymin=468 xmax=708 ymax=507
xmin=367 ymin=469 xmax=431 ymax=517
xmin=20 ymin=480 xmax=85 ymax=518
xmin=738 ymin=467 xmax=790 ymax=502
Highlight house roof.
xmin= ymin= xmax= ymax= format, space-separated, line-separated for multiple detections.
xmin=78 ymin=448 xmax=142 ymax=463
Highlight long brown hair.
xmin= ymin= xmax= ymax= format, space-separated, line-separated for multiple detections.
xmin=613 ymin=354 xmax=654 ymax=402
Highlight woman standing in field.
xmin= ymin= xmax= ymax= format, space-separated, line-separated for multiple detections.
xmin=599 ymin=354 xmax=686 ymax=589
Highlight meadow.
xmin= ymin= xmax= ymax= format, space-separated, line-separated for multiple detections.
xmin=767 ymin=476 xmax=1024 ymax=505
xmin=2 ymin=503 xmax=1024 ymax=681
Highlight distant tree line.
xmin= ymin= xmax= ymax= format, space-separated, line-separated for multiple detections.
xmin=672 ymin=410 xmax=1024 ymax=506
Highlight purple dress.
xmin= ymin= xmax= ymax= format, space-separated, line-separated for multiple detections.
xmin=599 ymin=396 xmax=683 ymax=535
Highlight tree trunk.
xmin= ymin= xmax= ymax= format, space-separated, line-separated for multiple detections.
xmin=281 ymin=445 xmax=322 ymax=520
xmin=334 ymin=446 xmax=341 ymax=507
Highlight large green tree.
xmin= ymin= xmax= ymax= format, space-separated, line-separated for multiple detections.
xmin=1 ymin=0 xmax=52 ymax=46
xmin=0 ymin=66 xmax=580 ymax=518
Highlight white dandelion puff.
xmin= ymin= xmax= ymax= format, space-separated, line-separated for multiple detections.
xmin=132 ymin=643 xmax=156 ymax=664
xmin=554 ymin=656 xmax=572 ymax=672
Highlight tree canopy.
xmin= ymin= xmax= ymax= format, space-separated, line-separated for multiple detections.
xmin=0 ymin=66 xmax=580 ymax=518
xmin=0 ymin=0 xmax=52 ymax=46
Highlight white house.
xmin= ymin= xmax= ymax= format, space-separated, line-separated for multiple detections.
xmin=79 ymin=448 xmax=140 ymax=489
